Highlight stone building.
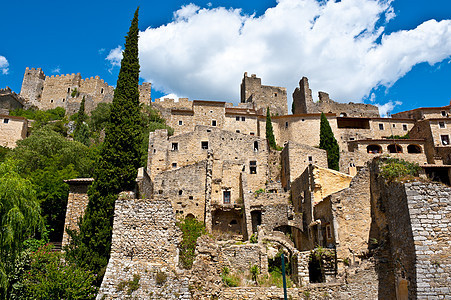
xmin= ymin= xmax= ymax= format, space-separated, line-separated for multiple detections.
xmin=292 ymin=77 xmax=379 ymax=117
xmin=0 ymin=114 xmax=28 ymax=148
xmin=19 ymin=67 xmax=152 ymax=114
xmin=0 ymin=87 xmax=25 ymax=114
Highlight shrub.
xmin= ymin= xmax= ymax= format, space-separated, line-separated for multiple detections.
xmin=250 ymin=234 xmax=258 ymax=244
xmin=155 ymin=271 xmax=167 ymax=285
xmin=23 ymin=245 xmax=97 ymax=299
xmin=176 ymin=217 xmax=206 ymax=269
xmin=250 ymin=265 xmax=259 ymax=282
xmin=221 ymin=267 xmax=240 ymax=287
xmin=379 ymin=158 xmax=420 ymax=181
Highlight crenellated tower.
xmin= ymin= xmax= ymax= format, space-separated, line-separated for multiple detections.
xmin=20 ymin=67 xmax=46 ymax=108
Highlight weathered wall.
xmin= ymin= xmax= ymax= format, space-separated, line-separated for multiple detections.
xmin=20 ymin=67 xmax=45 ymax=108
xmin=392 ymin=105 xmax=451 ymax=120
xmin=61 ymin=178 xmax=93 ymax=248
xmin=281 ymin=141 xmax=327 ymax=189
xmin=0 ymin=115 xmax=28 ymax=148
xmin=370 ymin=160 xmax=451 ymax=299
xmin=0 ymin=87 xmax=25 ymax=114
xmin=241 ymin=73 xmax=288 ymax=116
xmin=98 ymin=193 xmax=190 ymax=300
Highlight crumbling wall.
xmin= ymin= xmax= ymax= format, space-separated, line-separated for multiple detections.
xmin=241 ymin=73 xmax=287 ymax=116
xmin=61 ymin=178 xmax=93 ymax=248
xmin=98 ymin=193 xmax=190 ymax=300
xmin=369 ymin=160 xmax=451 ymax=299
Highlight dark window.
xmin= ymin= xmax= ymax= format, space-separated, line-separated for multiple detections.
xmin=407 ymin=144 xmax=422 ymax=153
xmin=189 ymin=196 xmax=193 ymax=200
xmin=441 ymin=135 xmax=449 ymax=146
xmin=308 ymin=156 xmax=313 ymax=162
xmin=285 ymin=122 xmax=289 ymax=128
xmin=379 ymin=123 xmax=384 ymax=130
xmin=62 ymin=98 xmax=65 ymax=102
xmin=250 ymin=161 xmax=257 ymax=174
xmin=172 ymin=163 xmax=177 ymax=168
xmin=241 ymin=117 xmax=245 ymax=121
xmin=393 ymin=124 xmax=396 ymax=128
xmin=274 ymin=93 xmax=277 ymax=97
xmin=250 ymin=132 xmax=255 ymax=136
xmin=223 ymin=191 xmax=231 ymax=204
xmin=51 ymin=99 xmax=53 ymax=103
xmin=254 ymin=141 xmax=259 ymax=152
xmin=3 ymin=118 xmax=9 ymax=124
xmin=179 ymin=190 xmax=183 ymax=195
xmin=236 ymin=116 xmax=240 ymax=121
xmin=442 ymin=110 xmax=447 ymax=117
xmin=387 ymin=144 xmax=403 ymax=153
xmin=212 ymin=120 xmax=217 ymax=126
xmin=349 ymin=137 xmax=355 ymax=141
xmin=403 ymin=124 xmax=408 ymax=131
xmin=230 ymin=220 xmax=237 ymax=225
xmin=67 ymin=88 xmax=70 ymax=93
xmin=367 ymin=144 xmax=382 ymax=154
xmin=178 ymin=120 xmax=183 ymax=125
xmin=236 ymin=130 xmax=240 ymax=133
xmin=172 ymin=142 xmax=178 ymax=151
xmin=439 ymin=121 xmax=445 ymax=129
xmin=201 ymin=141 xmax=209 ymax=149
xmin=101 ymin=88 xmax=104 ymax=94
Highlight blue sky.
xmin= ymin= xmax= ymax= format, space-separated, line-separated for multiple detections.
xmin=0 ymin=0 xmax=450 ymax=116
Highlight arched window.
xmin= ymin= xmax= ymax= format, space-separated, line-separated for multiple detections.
xmin=407 ymin=144 xmax=422 ymax=154
xmin=367 ymin=144 xmax=382 ymax=154
xmin=387 ymin=144 xmax=403 ymax=153
xmin=339 ymin=112 xmax=347 ymax=117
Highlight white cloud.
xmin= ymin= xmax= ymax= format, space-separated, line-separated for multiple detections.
xmin=376 ymin=100 xmax=402 ymax=117
xmin=157 ymin=93 xmax=180 ymax=101
xmin=108 ymin=0 xmax=451 ymax=105
xmin=0 ymin=56 xmax=9 ymax=75
xmin=106 ymin=46 xmax=123 ymax=67
xmin=52 ymin=66 xmax=61 ymax=73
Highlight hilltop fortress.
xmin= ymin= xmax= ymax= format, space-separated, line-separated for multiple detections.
xmin=1 ymin=68 xmax=450 ymax=298
xmin=18 ymin=67 xmax=152 ymax=114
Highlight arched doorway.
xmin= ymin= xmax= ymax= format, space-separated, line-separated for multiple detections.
xmin=367 ymin=144 xmax=382 ymax=154
xmin=387 ymin=144 xmax=403 ymax=153
xmin=407 ymin=144 xmax=421 ymax=153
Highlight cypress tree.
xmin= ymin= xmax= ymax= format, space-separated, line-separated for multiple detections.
xmin=73 ymin=96 xmax=90 ymax=146
xmin=66 ymin=8 xmax=142 ymax=284
xmin=266 ymin=108 xmax=277 ymax=149
xmin=319 ymin=112 xmax=340 ymax=171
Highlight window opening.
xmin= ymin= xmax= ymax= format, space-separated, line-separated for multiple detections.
xmin=241 ymin=117 xmax=245 ymax=121
xmin=407 ymin=145 xmax=421 ymax=153
xmin=250 ymin=161 xmax=257 ymax=174
xmin=378 ymin=123 xmax=384 ymax=130
xmin=178 ymin=120 xmax=183 ymax=125
xmin=201 ymin=141 xmax=209 ymax=149
xmin=254 ymin=141 xmax=259 ymax=152
xmin=441 ymin=135 xmax=449 ymax=145
xmin=236 ymin=116 xmax=240 ymax=121
xmin=179 ymin=190 xmax=183 ymax=195
xmin=442 ymin=110 xmax=447 ymax=117
xmin=172 ymin=142 xmax=178 ymax=151
xmin=285 ymin=122 xmax=288 ymax=128
xmin=403 ymin=124 xmax=408 ymax=131
xmin=387 ymin=144 xmax=403 ymax=153
xmin=223 ymin=191 xmax=231 ymax=204
xmin=3 ymin=118 xmax=9 ymax=124
xmin=212 ymin=120 xmax=217 ymax=126
xmin=439 ymin=121 xmax=445 ymax=129
xmin=172 ymin=163 xmax=177 ymax=168
xmin=308 ymin=156 xmax=313 ymax=162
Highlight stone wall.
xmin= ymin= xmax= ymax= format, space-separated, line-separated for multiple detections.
xmin=241 ymin=73 xmax=288 ymax=116
xmin=281 ymin=141 xmax=327 ymax=189
xmin=0 ymin=87 xmax=25 ymax=114
xmin=369 ymin=159 xmax=451 ymax=299
xmin=98 ymin=193 xmax=190 ymax=300
xmin=20 ymin=67 xmax=45 ymax=108
xmin=0 ymin=114 xmax=28 ymax=148
xmin=61 ymin=178 xmax=93 ymax=248
xmin=292 ymin=76 xmax=379 ymax=118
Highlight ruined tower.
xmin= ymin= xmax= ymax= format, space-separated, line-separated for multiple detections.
xmin=20 ymin=67 xmax=46 ymax=108
xmin=240 ymin=72 xmax=288 ymax=116
xmin=292 ymin=77 xmax=317 ymax=115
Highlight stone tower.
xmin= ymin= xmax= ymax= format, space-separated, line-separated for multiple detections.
xmin=292 ymin=77 xmax=317 ymax=115
xmin=139 ymin=82 xmax=152 ymax=106
xmin=240 ymin=72 xmax=288 ymax=116
xmin=20 ymin=67 xmax=45 ymax=108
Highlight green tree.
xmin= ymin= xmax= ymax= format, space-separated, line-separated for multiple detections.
xmin=319 ymin=113 xmax=340 ymax=171
xmin=265 ymin=108 xmax=277 ymax=150
xmin=0 ymin=160 xmax=43 ymax=297
xmin=73 ymin=97 xmax=90 ymax=146
xmin=7 ymin=127 xmax=96 ymax=241
xmin=66 ymin=8 xmax=143 ymax=285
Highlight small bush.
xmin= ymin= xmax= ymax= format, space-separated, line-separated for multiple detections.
xmin=176 ymin=217 xmax=206 ymax=269
xmin=250 ymin=234 xmax=258 ymax=244
xmin=155 ymin=271 xmax=167 ymax=285
xmin=379 ymin=158 xmax=420 ymax=181
xmin=221 ymin=267 xmax=240 ymax=287
xmin=250 ymin=265 xmax=259 ymax=282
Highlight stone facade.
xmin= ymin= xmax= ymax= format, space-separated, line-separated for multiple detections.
xmin=61 ymin=178 xmax=93 ymax=248
xmin=0 ymin=114 xmax=28 ymax=148
xmin=0 ymin=87 xmax=25 ymax=114
xmin=98 ymin=193 xmax=190 ymax=300
xmin=370 ymin=159 xmax=451 ymax=299
xmin=241 ymin=72 xmax=288 ymax=116
xmin=19 ymin=67 xmax=151 ymax=114
xmin=392 ymin=104 xmax=451 ymax=120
